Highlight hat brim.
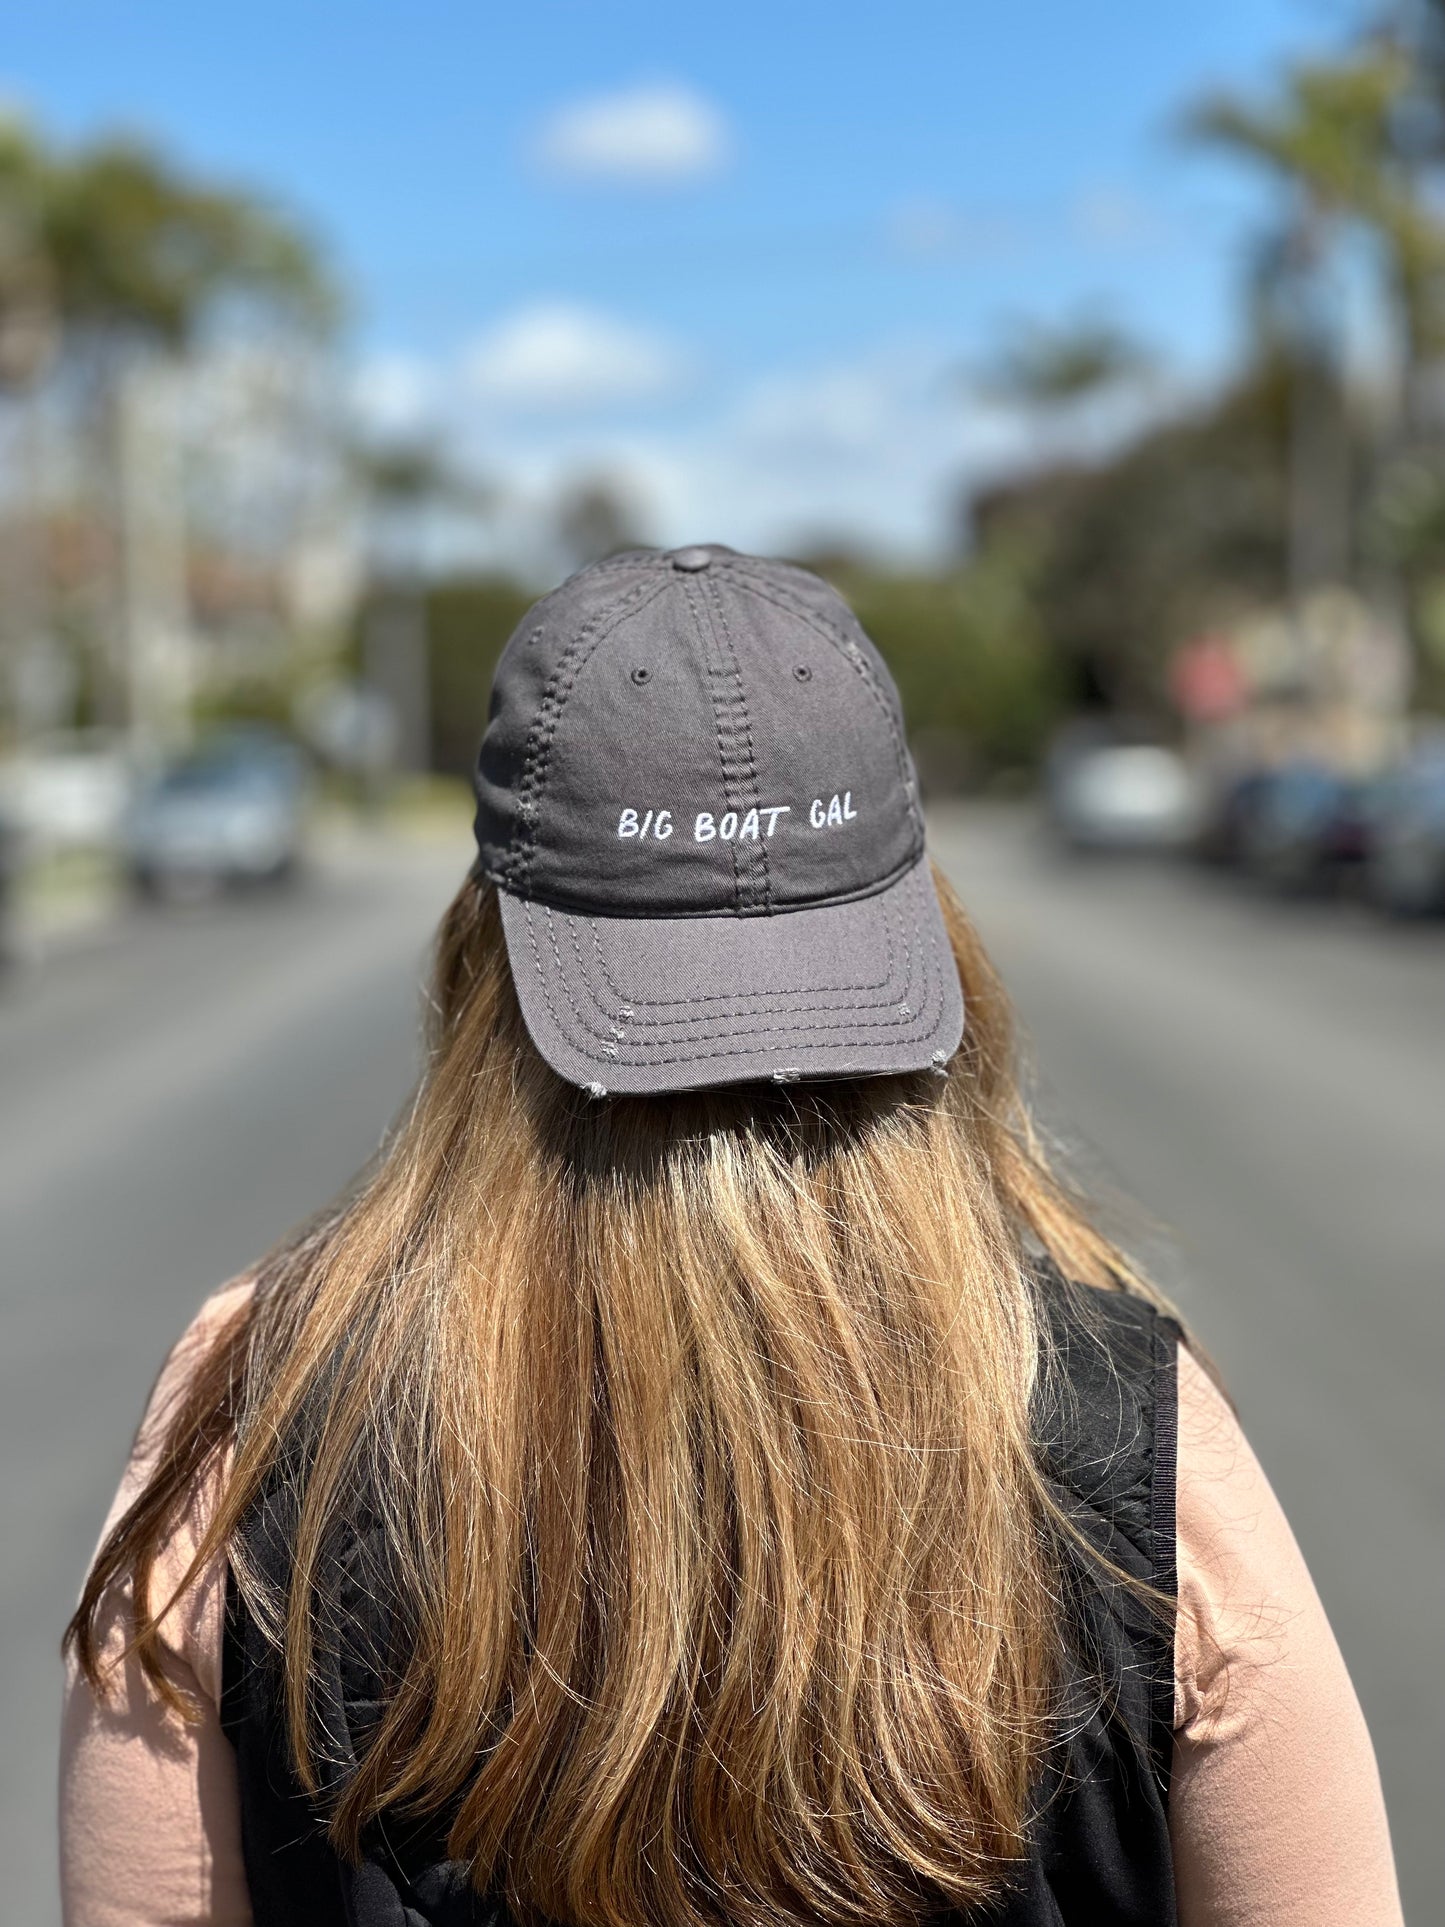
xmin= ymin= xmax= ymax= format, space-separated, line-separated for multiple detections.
xmin=497 ymin=853 xmax=963 ymax=1096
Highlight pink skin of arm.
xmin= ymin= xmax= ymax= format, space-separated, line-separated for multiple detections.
xmin=1169 ymin=1344 xmax=1402 ymax=1925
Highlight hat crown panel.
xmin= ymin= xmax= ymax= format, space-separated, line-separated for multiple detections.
xmin=475 ymin=555 xmax=922 ymax=917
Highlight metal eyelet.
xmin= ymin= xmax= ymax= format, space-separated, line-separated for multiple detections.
xmin=793 ymin=665 xmax=812 ymax=682
xmin=631 ymin=666 xmax=652 ymax=686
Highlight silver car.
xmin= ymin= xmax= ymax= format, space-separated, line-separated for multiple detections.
xmin=1367 ymin=739 xmax=1445 ymax=917
xmin=126 ymin=734 xmax=307 ymax=901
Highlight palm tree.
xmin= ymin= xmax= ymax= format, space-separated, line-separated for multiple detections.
xmin=40 ymin=136 xmax=333 ymax=354
xmin=1188 ymin=44 xmax=1445 ymax=373
xmin=0 ymin=120 xmax=338 ymax=740
xmin=1185 ymin=44 xmax=1445 ymax=604
xmin=0 ymin=120 xmax=59 ymax=392
xmin=977 ymin=317 xmax=1154 ymax=456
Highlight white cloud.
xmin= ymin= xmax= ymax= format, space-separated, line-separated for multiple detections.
xmin=1071 ymin=185 xmax=1168 ymax=250
xmin=530 ymin=81 xmax=732 ymax=185
xmin=736 ymin=358 xmax=915 ymax=462
xmin=461 ymin=303 xmax=692 ymax=413
xmin=351 ymin=352 xmax=437 ymax=435
xmin=681 ymin=346 xmax=1027 ymax=556
xmin=469 ymin=345 xmax=1029 ymax=563
xmin=345 ymin=331 xmax=1040 ymax=567
xmin=884 ymin=198 xmax=1020 ymax=260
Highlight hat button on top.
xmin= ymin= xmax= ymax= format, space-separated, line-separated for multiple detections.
xmin=670 ymin=546 xmax=712 ymax=572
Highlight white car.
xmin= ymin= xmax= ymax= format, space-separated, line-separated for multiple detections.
xmin=1049 ymin=737 xmax=1199 ymax=852
xmin=125 ymin=734 xmax=308 ymax=900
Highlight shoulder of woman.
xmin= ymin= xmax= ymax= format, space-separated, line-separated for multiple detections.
xmin=1172 ymin=1338 xmax=1323 ymax=1734
xmin=1168 ymin=1357 xmax=1402 ymax=1921
xmin=129 ymin=1274 xmax=258 ymax=1470
xmin=92 ymin=1274 xmax=258 ymax=1707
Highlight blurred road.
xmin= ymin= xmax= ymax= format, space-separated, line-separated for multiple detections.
xmin=3 ymin=809 xmax=1441 ymax=1922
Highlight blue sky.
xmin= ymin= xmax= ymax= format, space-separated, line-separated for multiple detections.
xmin=5 ymin=1 xmax=1348 ymax=559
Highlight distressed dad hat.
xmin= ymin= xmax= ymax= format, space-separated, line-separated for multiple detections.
xmin=472 ymin=544 xmax=963 ymax=1095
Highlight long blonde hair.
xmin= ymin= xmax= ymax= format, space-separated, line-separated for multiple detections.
xmin=69 ymin=862 xmax=1158 ymax=1927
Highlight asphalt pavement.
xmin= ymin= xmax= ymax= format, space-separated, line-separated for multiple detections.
xmin=2 ymin=809 xmax=1440 ymax=1922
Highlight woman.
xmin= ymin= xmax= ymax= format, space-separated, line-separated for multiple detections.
xmin=62 ymin=546 xmax=1400 ymax=1926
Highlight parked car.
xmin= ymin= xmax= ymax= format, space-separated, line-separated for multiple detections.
xmin=1234 ymin=761 xmax=1374 ymax=894
xmin=125 ymin=731 xmax=308 ymax=901
xmin=1194 ymin=766 xmax=1274 ymax=867
xmin=0 ymin=805 xmax=21 ymax=968
xmin=1366 ymin=738 xmax=1445 ymax=917
xmin=1046 ymin=720 xmax=1199 ymax=852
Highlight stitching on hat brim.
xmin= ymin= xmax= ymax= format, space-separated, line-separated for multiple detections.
xmin=582 ymin=904 xmax=897 ymax=1006
xmin=533 ymin=859 xmax=937 ymax=1032
xmin=509 ymin=865 xmax=951 ymax=1073
xmin=558 ymin=879 xmax=920 ymax=1035
xmin=523 ymin=911 xmax=944 ymax=1070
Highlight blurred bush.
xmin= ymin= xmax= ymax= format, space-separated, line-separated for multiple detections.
xmin=407 ymin=558 xmax=1064 ymax=795
xmin=817 ymin=552 xmax=1066 ymax=789
xmin=422 ymin=576 xmax=536 ymax=777
xmin=969 ymin=363 xmax=1297 ymax=718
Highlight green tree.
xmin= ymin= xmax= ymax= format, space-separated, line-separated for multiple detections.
xmin=0 ymin=117 xmax=334 ymax=384
xmin=423 ymin=576 xmax=536 ymax=777
xmin=0 ymin=117 xmax=337 ymax=737
xmin=967 ymin=366 xmax=1299 ymax=715
xmin=41 ymin=138 xmax=333 ymax=354
xmin=555 ymin=476 xmax=647 ymax=571
xmin=0 ymin=120 xmax=58 ymax=392
xmin=980 ymin=317 xmax=1152 ymax=415
xmin=353 ymin=441 xmax=493 ymax=775
xmin=975 ymin=317 xmax=1154 ymax=464
xmin=1188 ymin=46 xmax=1445 ymax=394
xmin=813 ymin=552 xmax=1066 ymax=784
xmin=1185 ymin=40 xmax=1445 ymax=700
xmin=1186 ymin=46 xmax=1445 ymax=587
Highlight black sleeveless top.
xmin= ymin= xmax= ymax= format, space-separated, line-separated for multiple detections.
xmin=220 ymin=1282 xmax=1180 ymax=1927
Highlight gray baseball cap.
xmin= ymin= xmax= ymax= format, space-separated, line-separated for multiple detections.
xmin=473 ymin=544 xmax=963 ymax=1094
